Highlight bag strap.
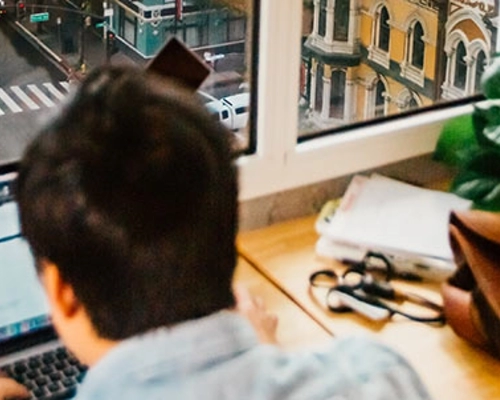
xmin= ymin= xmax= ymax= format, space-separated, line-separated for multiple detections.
xmin=451 ymin=210 xmax=500 ymax=245
xmin=449 ymin=211 xmax=500 ymax=319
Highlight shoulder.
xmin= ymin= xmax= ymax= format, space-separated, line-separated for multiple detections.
xmin=297 ymin=335 xmax=432 ymax=400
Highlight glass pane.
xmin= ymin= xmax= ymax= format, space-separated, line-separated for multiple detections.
xmin=299 ymin=0 xmax=498 ymax=138
xmin=0 ymin=0 xmax=254 ymax=164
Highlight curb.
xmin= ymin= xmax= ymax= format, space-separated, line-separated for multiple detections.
xmin=8 ymin=17 xmax=83 ymax=81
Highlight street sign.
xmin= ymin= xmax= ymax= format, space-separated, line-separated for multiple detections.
xmin=30 ymin=12 xmax=49 ymax=22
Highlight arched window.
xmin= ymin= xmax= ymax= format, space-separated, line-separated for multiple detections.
xmin=330 ymin=70 xmax=345 ymax=119
xmin=409 ymin=96 xmax=418 ymax=109
xmin=315 ymin=63 xmax=324 ymax=112
xmin=454 ymin=41 xmax=467 ymax=90
xmin=411 ymin=22 xmax=424 ymax=69
xmin=375 ymin=80 xmax=386 ymax=117
xmin=318 ymin=0 xmax=327 ymax=37
xmin=474 ymin=50 xmax=486 ymax=93
xmin=378 ymin=7 xmax=390 ymax=52
xmin=334 ymin=0 xmax=350 ymax=41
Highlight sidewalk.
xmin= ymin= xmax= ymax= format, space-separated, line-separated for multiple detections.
xmin=12 ymin=14 xmax=128 ymax=81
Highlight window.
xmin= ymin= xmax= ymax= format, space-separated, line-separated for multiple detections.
xmin=475 ymin=50 xmax=487 ymax=92
xmin=318 ymin=0 xmax=327 ymax=37
xmin=374 ymin=79 xmax=386 ymax=117
xmin=378 ymin=6 xmax=390 ymax=52
xmin=411 ymin=22 xmax=424 ymax=69
xmin=454 ymin=41 xmax=467 ymax=90
xmin=334 ymin=0 xmax=350 ymax=42
xmin=297 ymin=0 xmax=496 ymax=139
xmin=330 ymin=70 xmax=346 ymax=119
xmin=2 ymin=0 xmax=253 ymax=166
xmin=236 ymin=0 xmax=497 ymax=201
xmin=367 ymin=3 xmax=391 ymax=71
xmin=2 ymin=0 xmax=499 ymax=203
xmin=314 ymin=62 xmax=325 ymax=113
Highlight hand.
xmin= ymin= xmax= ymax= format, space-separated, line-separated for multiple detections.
xmin=0 ymin=374 xmax=29 ymax=400
xmin=234 ymin=284 xmax=279 ymax=345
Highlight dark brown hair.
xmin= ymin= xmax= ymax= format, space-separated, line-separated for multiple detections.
xmin=16 ymin=65 xmax=238 ymax=340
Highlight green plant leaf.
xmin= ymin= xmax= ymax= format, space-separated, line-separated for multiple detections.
xmin=451 ymin=153 xmax=500 ymax=211
xmin=481 ymin=57 xmax=500 ymax=99
xmin=465 ymin=147 xmax=500 ymax=176
xmin=433 ymin=113 xmax=477 ymax=166
xmin=452 ymin=172 xmax=500 ymax=211
xmin=473 ymin=99 xmax=500 ymax=149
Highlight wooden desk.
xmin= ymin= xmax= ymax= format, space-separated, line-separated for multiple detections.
xmin=238 ymin=216 xmax=500 ymax=400
xmin=233 ymin=257 xmax=331 ymax=349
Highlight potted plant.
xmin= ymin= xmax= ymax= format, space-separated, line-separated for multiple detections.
xmin=434 ymin=57 xmax=500 ymax=211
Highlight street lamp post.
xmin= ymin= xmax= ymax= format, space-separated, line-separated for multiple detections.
xmin=56 ymin=16 xmax=62 ymax=53
xmin=79 ymin=14 xmax=91 ymax=72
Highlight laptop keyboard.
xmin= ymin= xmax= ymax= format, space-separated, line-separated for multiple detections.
xmin=1 ymin=347 xmax=87 ymax=400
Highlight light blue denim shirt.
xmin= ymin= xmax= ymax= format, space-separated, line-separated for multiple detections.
xmin=75 ymin=311 xmax=432 ymax=400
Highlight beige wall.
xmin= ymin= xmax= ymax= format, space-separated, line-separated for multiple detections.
xmin=239 ymin=153 xmax=456 ymax=231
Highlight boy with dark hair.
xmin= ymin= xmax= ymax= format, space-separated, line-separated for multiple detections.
xmin=2 ymin=64 xmax=432 ymax=399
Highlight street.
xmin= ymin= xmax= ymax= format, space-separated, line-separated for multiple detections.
xmin=0 ymin=18 xmax=68 ymax=164
xmin=0 ymin=10 xmax=251 ymax=161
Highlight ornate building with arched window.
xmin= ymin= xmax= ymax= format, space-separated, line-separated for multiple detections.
xmin=300 ymin=0 xmax=497 ymax=129
xmin=441 ymin=0 xmax=496 ymax=100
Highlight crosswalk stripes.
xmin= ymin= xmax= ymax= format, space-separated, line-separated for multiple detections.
xmin=59 ymin=81 xmax=70 ymax=91
xmin=11 ymin=86 xmax=41 ymax=110
xmin=0 ymin=88 xmax=23 ymax=113
xmin=43 ymin=83 xmax=65 ymax=101
xmin=28 ymin=84 xmax=55 ymax=108
xmin=0 ymin=81 xmax=70 ymax=117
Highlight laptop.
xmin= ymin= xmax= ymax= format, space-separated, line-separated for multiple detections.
xmin=0 ymin=162 xmax=86 ymax=400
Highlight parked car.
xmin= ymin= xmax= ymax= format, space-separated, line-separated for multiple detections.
xmin=197 ymin=91 xmax=232 ymax=130
xmin=221 ymin=92 xmax=250 ymax=131
xmin=198 ymin=90 xmax=250 ymax=131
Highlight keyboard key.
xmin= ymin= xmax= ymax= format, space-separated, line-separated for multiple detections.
xmin=1 ymin=347 xmax=87 ymax=400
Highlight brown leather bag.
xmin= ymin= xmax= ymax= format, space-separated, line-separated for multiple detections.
xmin=442 ymin=210 xmax=500 ymax=357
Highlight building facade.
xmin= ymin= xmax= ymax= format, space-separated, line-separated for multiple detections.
xmin=102 ymin=0 xmax=247 ymax=59
xmin=301 ymin=0 xmax=498 ymax=130
xmin=442 ymin=0 xmax=497 ymax=99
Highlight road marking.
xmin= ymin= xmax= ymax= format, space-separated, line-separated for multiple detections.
xmin=28 ymin=84 xmax=55 ymax=107
xmin=59 ymin=81 xmax=70 ymax=91
xmin=43 ymin=83 xmax=65 ymax=101
xmin=0 ymin=88 xmax=23 ymax=113
xmin=11 ymin=86 xmax=40 ymax=110
xmin=0 ymin=107 xmax=4 ymax=116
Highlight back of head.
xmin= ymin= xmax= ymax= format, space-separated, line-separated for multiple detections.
xmin=16 ymin=65 xmax=239 ymax=340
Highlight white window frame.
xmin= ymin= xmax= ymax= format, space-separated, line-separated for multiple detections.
xmin=237 ymin=0 xmax=477 ymax=201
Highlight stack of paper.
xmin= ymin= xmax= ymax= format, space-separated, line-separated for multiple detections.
xmin=315 ymin=174 xmax=472 ymax=281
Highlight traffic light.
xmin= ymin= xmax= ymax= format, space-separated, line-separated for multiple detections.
xmin=16 ymin=0 xmax=25 ymax=20
xmin=106 ymin=30 xmax=118 ymax=59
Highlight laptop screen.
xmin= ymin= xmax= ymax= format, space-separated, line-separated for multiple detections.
xmin=0 ymin=168 xmax=51 ymax=345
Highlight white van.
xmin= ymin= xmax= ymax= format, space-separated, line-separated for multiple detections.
xmin=197 ymin=91 xmax=250 ymax=131
xmin=221 ymin=92 xmax=250 ymax=131
xmin=197 ymin=91 xmax=232 ymax=130
xmin=205 ymin=100 xmax=232 ymax=129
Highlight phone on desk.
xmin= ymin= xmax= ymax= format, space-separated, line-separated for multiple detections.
xmin=145 ymin=37 xmax=211 ymax=91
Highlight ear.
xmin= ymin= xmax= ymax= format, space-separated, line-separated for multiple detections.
xmin=39 ymin=260 xmax=80 ymax=318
